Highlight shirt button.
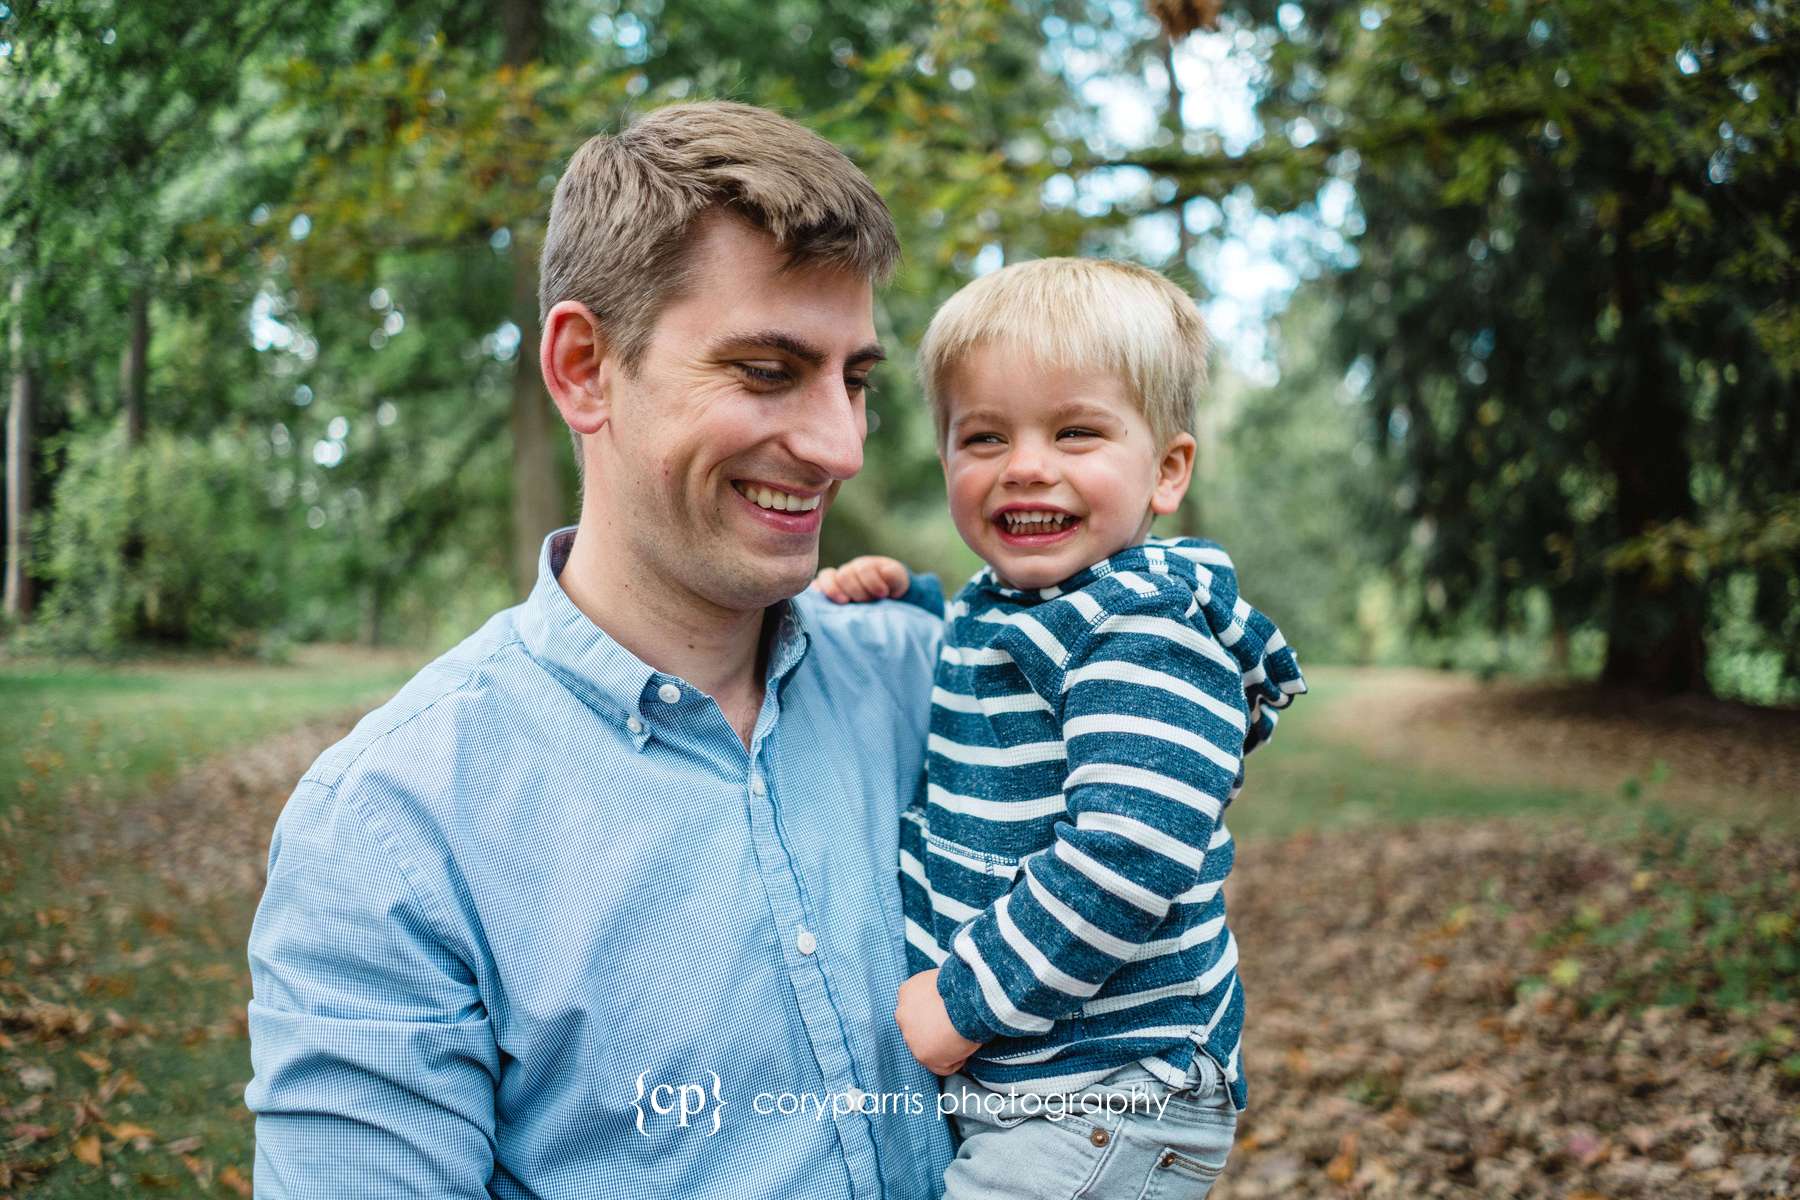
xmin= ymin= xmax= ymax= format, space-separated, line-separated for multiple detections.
xmin=796 ymin=929 xmax=817 ymax=955
xmin=657 ymin=682 xmax=682 ymax=704
xmin=749 ymin=775 xmax=767 ymax=797
xmin=626 ymin=716 xmax=644 ymax=734
xmin=844 ymin=1086 xmax=866 ymax=1110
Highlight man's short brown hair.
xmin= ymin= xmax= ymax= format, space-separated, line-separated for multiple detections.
xmin=539 ymin=101 xmax=900 ymax=369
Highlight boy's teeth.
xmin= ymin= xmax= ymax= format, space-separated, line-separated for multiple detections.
xmin=1002 ymin=510 xmax=1072 ymax=532
xmin=736 ymin=482 xmax=821 ymax=512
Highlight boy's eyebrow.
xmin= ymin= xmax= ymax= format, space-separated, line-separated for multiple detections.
xmin=708 ymin=329 xmax=885 ymax=367
xmin=950 ymin=407 xmax=1008 ymax=431
xmin=1046 ymin=399 xmax=1124 ymax=423
xmin=952 ymin=400 xmax=1123 ymax=431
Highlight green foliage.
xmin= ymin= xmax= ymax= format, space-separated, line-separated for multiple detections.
xmin=1197 ymin=293 xmax=1400 ymax=664
xmin=31 ymin=426 xmax=293 ymax=653
xmin=1163 ymin=0 xmax=1800 ymax=696
xmin=5 ymin=0 xmax=1794 ymax=703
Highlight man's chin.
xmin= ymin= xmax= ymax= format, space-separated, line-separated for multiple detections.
xmin=706 ymin=549 xmax=820 ymax=613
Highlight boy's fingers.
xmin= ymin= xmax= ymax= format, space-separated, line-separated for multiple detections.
xmin=811 ymin=570 xmax=850 ymax=604
xmin=852 ymin=561 xmax=895 ymax=598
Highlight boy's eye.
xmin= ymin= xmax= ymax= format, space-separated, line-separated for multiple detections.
xmin=1057 ymin=427 xmax=1099 ymax=440
xmin=961 ymin=432 xmax=1002 ymax=446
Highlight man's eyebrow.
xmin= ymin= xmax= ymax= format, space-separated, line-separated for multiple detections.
xmin=708 ymin=330 xmax=885 ymax=368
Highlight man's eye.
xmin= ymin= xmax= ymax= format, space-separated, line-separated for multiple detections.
xmin=736 ymin=364 xmax=791 ymax=386
xmin=846 ymin=375 xmax=872 ymax=394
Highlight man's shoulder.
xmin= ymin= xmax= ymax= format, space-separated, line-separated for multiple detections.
xmin=300 ymin=606 xmax=533 ymax=794
xmin=792 ymin=586 xmax=943 ymax=661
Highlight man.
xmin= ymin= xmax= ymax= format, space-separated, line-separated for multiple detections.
xmin=247 ymin=102 xmax=954 ymax=1198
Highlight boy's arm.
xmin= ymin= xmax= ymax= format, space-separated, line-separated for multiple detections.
xmin=933 ymin=586 xmax=1249 ymax=1044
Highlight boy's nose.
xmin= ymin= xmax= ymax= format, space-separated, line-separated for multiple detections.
xmin=1000 ymin=441 xmax=1056 ymax=486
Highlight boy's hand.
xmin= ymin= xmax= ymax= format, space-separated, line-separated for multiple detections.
xmin=812 ymin=555 xmax=910 ymax=604
xmin=894 ymin=969 xmax=981 ymax=1076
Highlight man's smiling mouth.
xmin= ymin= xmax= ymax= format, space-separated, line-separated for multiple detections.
xmin=732 ymin=481 xmax=823 ymax=512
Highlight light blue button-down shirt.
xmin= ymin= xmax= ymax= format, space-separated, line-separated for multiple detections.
xmin=247 ymin=529 xmax=954 ymax=1198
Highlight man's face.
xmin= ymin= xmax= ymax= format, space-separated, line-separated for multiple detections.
xmin=594 ymin=213 xmax=881 ymax=615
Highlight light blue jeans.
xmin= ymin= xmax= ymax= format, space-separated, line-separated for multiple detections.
xmin=938 ymin=1056 xmax=1238 ymax=1199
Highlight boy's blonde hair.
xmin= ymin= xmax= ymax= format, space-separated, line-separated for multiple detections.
xmin=917 ymin=257 xmax=1211 ymax=447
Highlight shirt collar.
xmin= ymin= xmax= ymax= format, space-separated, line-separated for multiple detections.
xmin=517 ymin=528 xmax=812 ymax=735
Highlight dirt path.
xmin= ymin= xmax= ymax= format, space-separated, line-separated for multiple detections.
xmin=1308 ymin=668 xmax=1800 ymax=820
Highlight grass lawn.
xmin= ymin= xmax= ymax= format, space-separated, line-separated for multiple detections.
xmin=0 ymin=647 xmax=419 ymax=821
xmin=1226 ymin=670 xmax=1594 ymax=842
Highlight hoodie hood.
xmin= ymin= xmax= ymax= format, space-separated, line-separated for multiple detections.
xmin=971 ymin=535 xmax=1307 ymax=746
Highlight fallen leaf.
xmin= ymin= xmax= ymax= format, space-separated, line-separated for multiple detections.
xmin=73 ymin=1132 xmax=102 ymax=1166
xmin=1 ymin=1095 xmax=43 ymax=1120
xmin=182 ymin=1153 xmax=214 ymax=1186
xmin=16 ymin=1064 xmax=55 ymax=1091
xmin=219 ymin=1163 xmax=252 ymax=1196
xmin=1325 ymin=1131 xmax=1358 ymax=1184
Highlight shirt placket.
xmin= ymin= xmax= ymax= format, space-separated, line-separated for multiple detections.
xmin=740 ymin=751 xmax=884 ymax=1199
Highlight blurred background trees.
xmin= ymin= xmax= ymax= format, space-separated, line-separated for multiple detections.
xmin=1 ymin=0 xmax=1794 ymax=700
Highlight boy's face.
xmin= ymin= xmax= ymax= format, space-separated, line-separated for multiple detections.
xmin=939 ymin=341 xmax=1195 ymax=591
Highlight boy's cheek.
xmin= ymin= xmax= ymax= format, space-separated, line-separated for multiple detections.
xmin=943 ymin=465 xmax=990 ymax=536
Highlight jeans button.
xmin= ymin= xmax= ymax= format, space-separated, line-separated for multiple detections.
xmin=1089 ymin=1127 xmax=1109 ymax=1148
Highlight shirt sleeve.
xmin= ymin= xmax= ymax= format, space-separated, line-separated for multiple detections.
xmin=935 ymin=581 xmax=1249 ymax=1043
xmin=894 ymin=570 xmax=947 ymax=619
xmin=246 ymin=775 xmax=500 ymax=1198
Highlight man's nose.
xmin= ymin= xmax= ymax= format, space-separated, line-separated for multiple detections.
xmin=789 ymin=379 xmax=865 ymax=481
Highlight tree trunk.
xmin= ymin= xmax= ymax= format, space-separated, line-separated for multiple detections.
xmin=1598 ymin=194 xmax=1708 ymax=694
xmin=121 ymin=282 xmax=148 ymax=446
xmin=503 ymin=0 xmax=566 ymax=594
xmin=5 ymin=272 xmax=34 ymax=623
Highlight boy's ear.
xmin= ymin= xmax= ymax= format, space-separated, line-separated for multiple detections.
xmin=541 ymin=300 xmax=612 ymax=436
xmin=1150 ymin=432 xmax=1197 ymax=517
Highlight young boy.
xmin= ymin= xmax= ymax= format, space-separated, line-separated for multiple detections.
xmin=814 ymin=258 xmax=1305 ymax=1198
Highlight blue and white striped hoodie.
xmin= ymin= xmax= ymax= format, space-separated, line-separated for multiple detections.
xmin=899 ymin=536 xmax=1306 ymax=1111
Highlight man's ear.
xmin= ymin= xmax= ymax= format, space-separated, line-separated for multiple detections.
xmin=1150 ymin=432 xmax=1197 ymax=516
xmin=541 ymin=300 xmax=611 ymax=436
